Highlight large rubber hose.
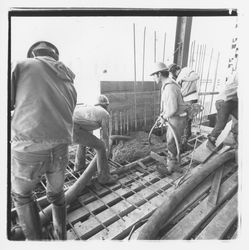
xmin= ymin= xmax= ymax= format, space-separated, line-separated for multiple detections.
xmin=148 ymin=117 xmax=181 ymax=163
xmin=137 ymin=149 xmax=235 ymax=240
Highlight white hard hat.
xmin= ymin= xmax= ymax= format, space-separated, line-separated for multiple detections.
xmin=150 ymin=62 xmax=169 ymax=76
xmin=95 ymin=95 xmax=110 ymax=106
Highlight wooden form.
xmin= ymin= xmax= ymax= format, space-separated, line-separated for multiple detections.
xmin=101 ymin=81 xmax=161 ymax=133
xmin=64 ymin=152 xmax=237 ymax=240
xmin=138 ymin=149 xmax=235 ymax=239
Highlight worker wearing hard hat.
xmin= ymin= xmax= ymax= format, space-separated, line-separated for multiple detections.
xmin=150 ymin=62 xmax=188 ymax=175
xmin=73 ymin=95 xmax=118 ymax=184
xmin=11 ymin=41 xmax=77 ymax=240
xmin=169 ymin=63 xmax=200 ymax=150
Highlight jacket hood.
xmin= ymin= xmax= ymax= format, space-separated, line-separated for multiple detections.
xmin=35 ymin=56 xmax=75 ymax=82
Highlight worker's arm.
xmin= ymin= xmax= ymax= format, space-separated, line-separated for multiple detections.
xmin=182 ymin=71 xmax=199 ymax=82
xmin=100 ymin=115 xmax=110 ymax=157
xmin=161 ymin=85 xmax=178 ymax=119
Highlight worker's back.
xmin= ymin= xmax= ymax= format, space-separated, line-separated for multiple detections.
xmin=11 ymin=56 xmax=77 ymax=145
xmin=73 ymin=104 xmax=110 ymax=131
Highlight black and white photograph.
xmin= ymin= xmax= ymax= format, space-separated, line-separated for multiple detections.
xmin=1 ymin=0 xmax=248 ymax=249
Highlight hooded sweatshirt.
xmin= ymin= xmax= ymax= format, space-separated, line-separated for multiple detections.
xmin=11 ymin=56 xmax=77 ymax=151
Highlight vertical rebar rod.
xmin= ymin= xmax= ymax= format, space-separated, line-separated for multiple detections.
xmin=200 ymin=48 xmax=213 ymax=125
xmin=197 ymin=44 xmax=207 ymax=125
xmin=133 ymin=23 xmax=137 ymax=130
xmin=188 ymin=41 xmax=193 ymax=67
xmin=142 ymin=27 xmax=147 ymax=130
xmin=154 ymin=31 xmax=157 ymax=62
xmin=209 ymin=52 xmax=220 ymax=114
xmin=153 ymin=31 xmax=157 ymax=123
xmin=142 ymin=26 xmax=146 ymax=84
xmin=197 ymin=44 xmax=203 ymax=77
xmin=194 ymin=44 xmax=199 ymax=72
xmin=162 ymin=32 xmax=166 ymax=62
xmin=190 ymin=40 xmax=196 ymax=68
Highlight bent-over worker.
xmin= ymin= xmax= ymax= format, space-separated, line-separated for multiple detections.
xmin=73 ymin=95 xmax=118 ymax=184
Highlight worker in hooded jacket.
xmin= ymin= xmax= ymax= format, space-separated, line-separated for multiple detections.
xmin=11 ymin=41 xmax=77 ymax=240
xmin=73 ymin=95 xmax=118 ymax=184
xmin=150 ymin=62 xmax=188 ymax=175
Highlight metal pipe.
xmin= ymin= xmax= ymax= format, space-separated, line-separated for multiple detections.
xmin=137 ymin=149 xmax=235 ymax=239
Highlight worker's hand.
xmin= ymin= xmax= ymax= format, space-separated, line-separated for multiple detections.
xmin=157 ymin=116 xmax=166 ymax=127
xmin=215 ymin=99 xmax=225 ymax=111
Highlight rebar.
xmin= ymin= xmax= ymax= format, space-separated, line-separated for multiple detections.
xmin=209 ymin=52 xmax=220 ymax=114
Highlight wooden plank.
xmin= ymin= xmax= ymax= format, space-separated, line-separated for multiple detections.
xmin=207 ymin=167 xmax=224 ymax=207
xmin=192 ymin=140 xmax=230 ymax=163
xmin=196 ymin=193 xmax=238 ymax=239
xmin=191 ymin=121 xmax=232 ymax=162
xmin=161 ymin=172 xmax=238 ymax=240
xmin=101 ymin=81 xmax=160 ymax=93
xmin=68 ymin=169 xmax=173 ymax=225
xmin=150 ymin=151 xmax=166 ymax=165
xmin=125 ymin=162 xmax=236 ymax=240
xmin=73 ymin=169 xmax=185 ymax=239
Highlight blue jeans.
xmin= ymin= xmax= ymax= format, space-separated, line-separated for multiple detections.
xmin=11 ymin=144 xmax=68 ymax=207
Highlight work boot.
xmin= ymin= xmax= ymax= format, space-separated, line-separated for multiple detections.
xmin=167 ymin=160 xmax=183 ymax=174
xmin=15 ymin=200 xmax=43 ymax=240
xmin=98 ymin=174 xmax=118 ymax=185
xmin=156 ymin=165 xmax=171 ymax=176
xmin=206 ymin=136 xmax=217 ymax=151
xmin=52 ymin=204 xmax=67 ymax=240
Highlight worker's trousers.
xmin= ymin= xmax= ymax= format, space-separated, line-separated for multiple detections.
xmin=11 ymin=144 xmax=68 ymax=207
xmin=209 ymin=99 xmax=238 ymax=140
xmin=73 ymin=123 xmax=110 ymax=177
xmin=183 ymin=99 xmax=198 ymax=141
xmin=167 ymin=116 xmax=187 ymax=163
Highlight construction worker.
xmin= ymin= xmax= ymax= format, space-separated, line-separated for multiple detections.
xmin=150 ymin=62 xmax=188 ymax=174
xmin=73 ymin=95 xmax=118 ymax=184
xmin=169 ymin=63 xmax=200 ymax=150
xmin=206 ymin=71 xmax=238 ymax=151
xmin=11 ymin=41 xmax=77 ymax=240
